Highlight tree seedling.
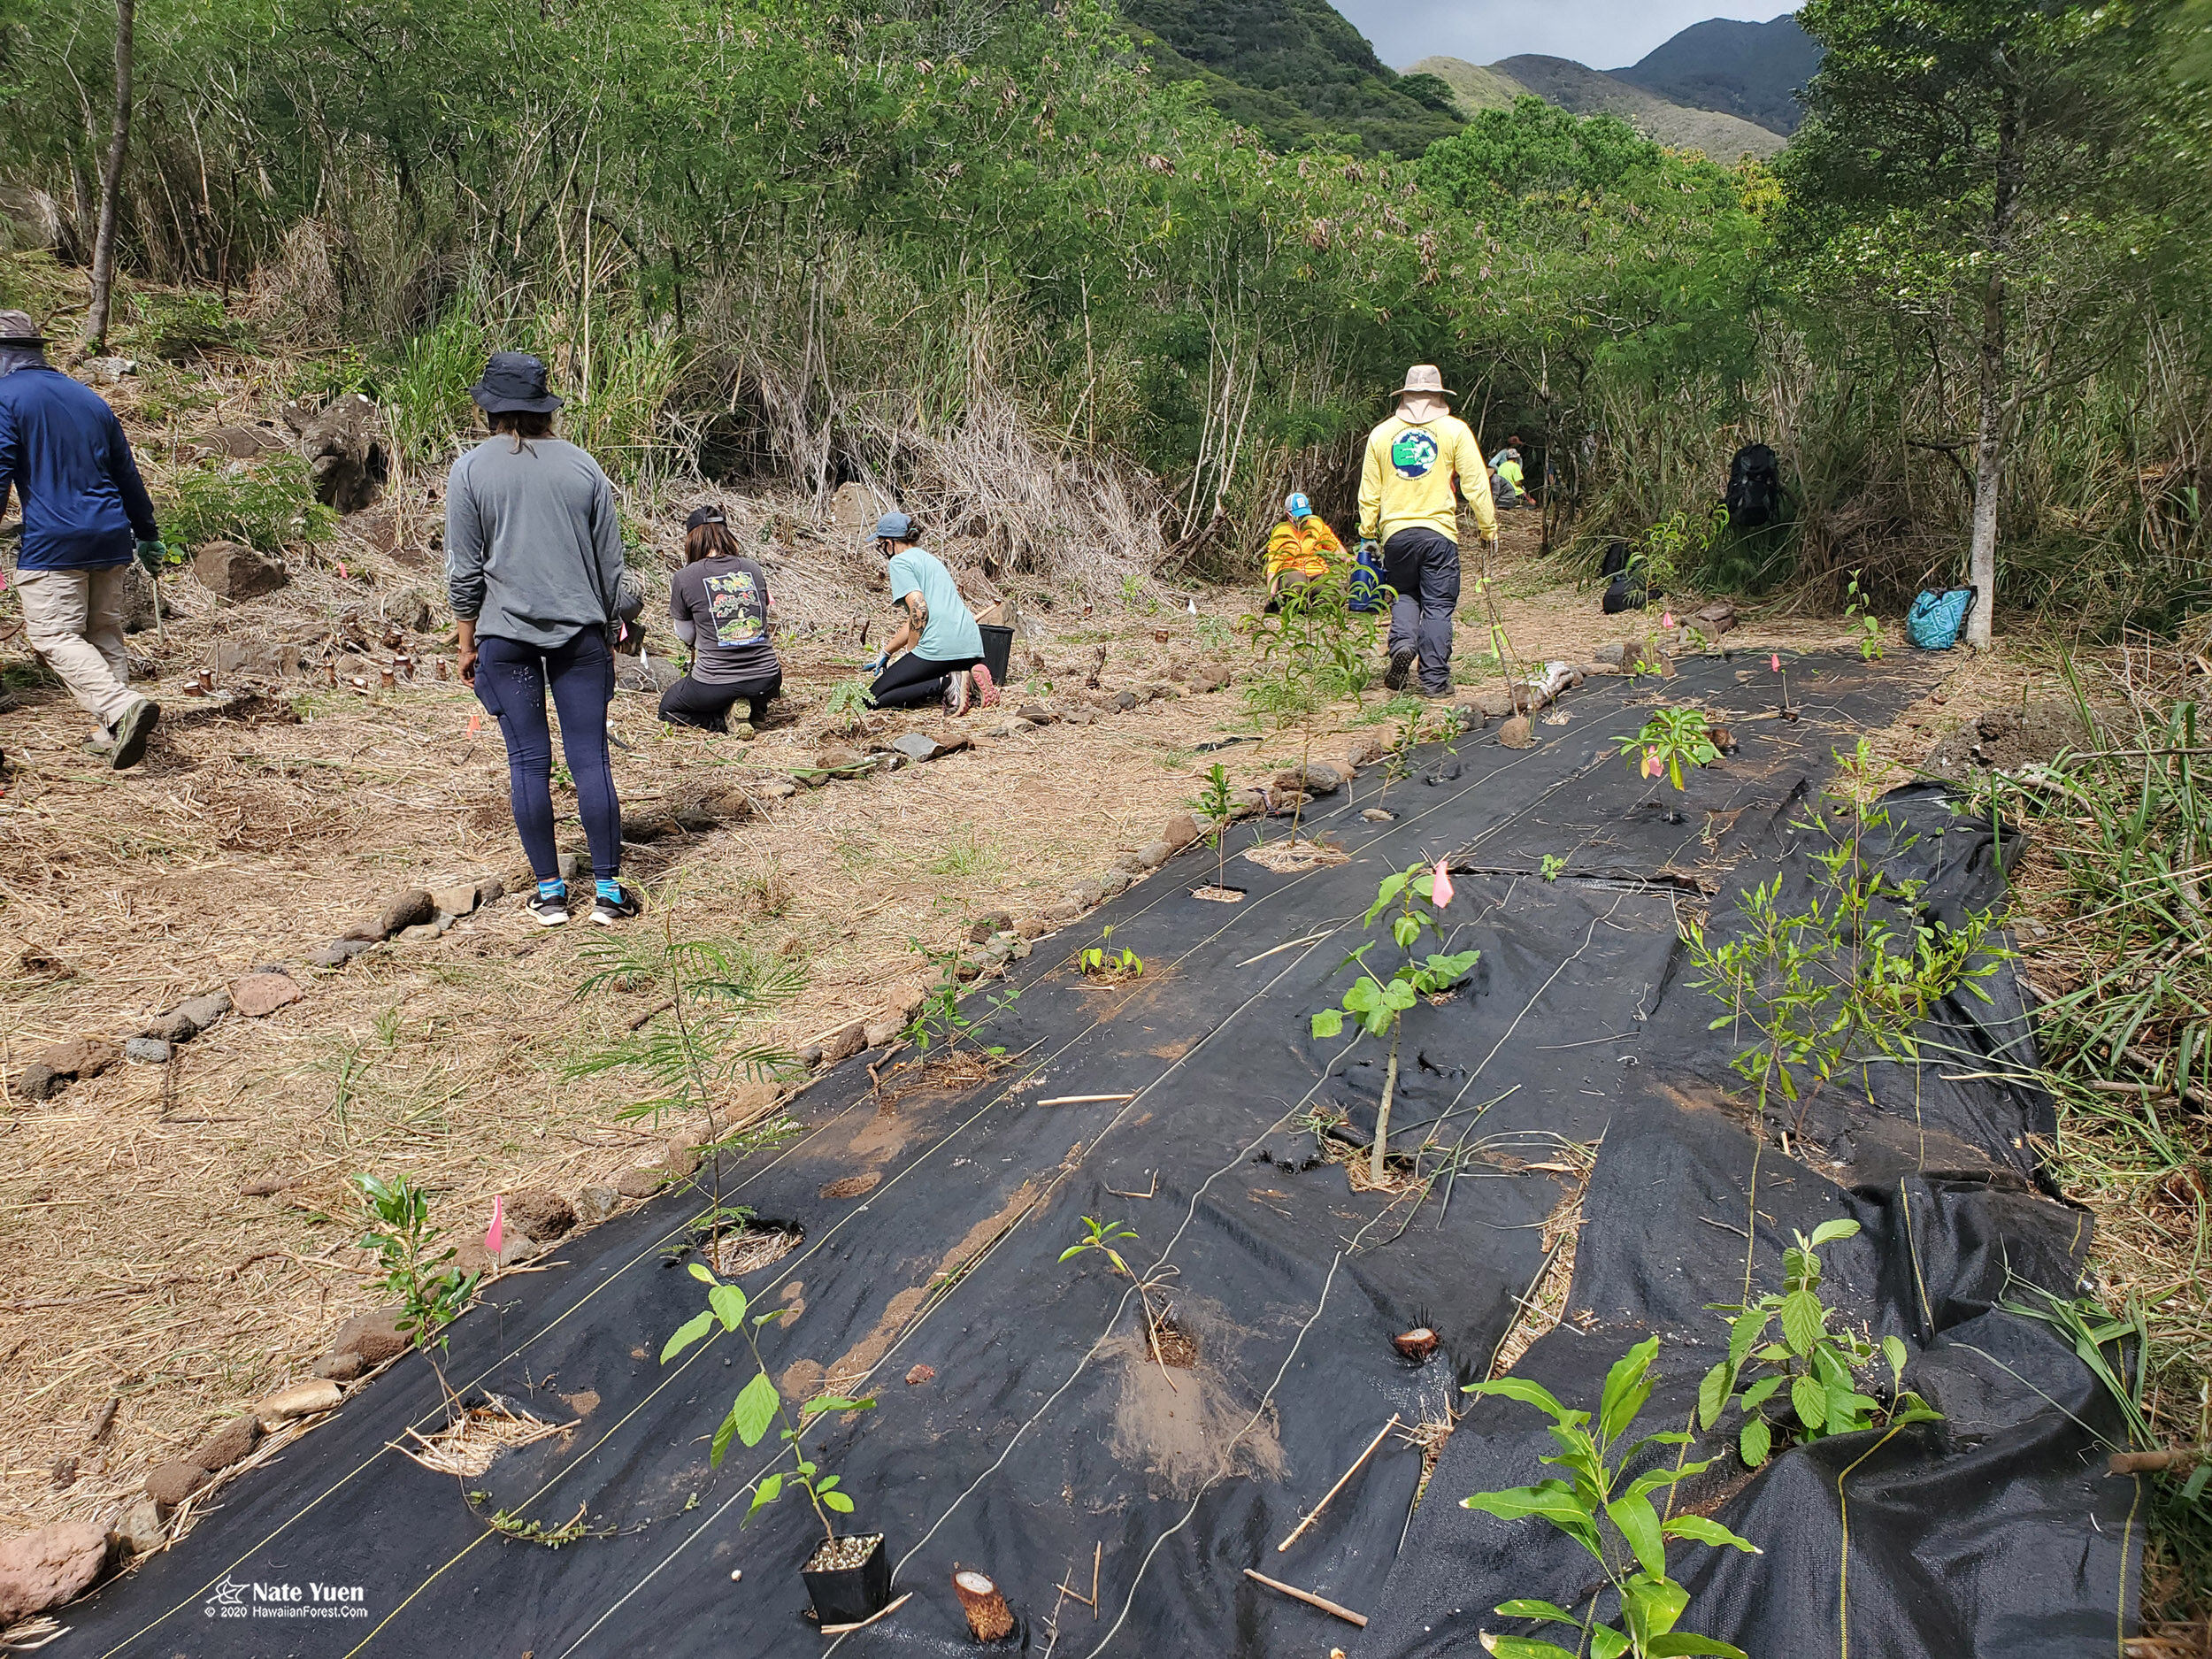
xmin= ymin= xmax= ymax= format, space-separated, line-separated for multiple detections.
xmin=1240 ymin=564 xmax=1376 ymax=842
xmin=1540 ymin=853 xmax=1567 ymax=882
xmin=353 ymin=1172 xmax=478 ymax=1411
xmin=1311 ymin=864 xmax=1480 ymax=1185
xmin=1842 ymin=570 xmax=1883 ymax=662
xmin=1697 ymin=1218 xmax=1939 ymax=1468
xmin=1188 ymin=762 xmax=1240 ymax=895
xmin=902 ymin=939 xmax=1020 ymax=1060
xmin=1079 ymin=926 xmax=1144 ymax=980
xmin=1616 ymin=706 xmax=1720 ymax=791
xmin=664 ymin=1264 xmax=876 ymax=1543
xmin=566 ymin=910 xmax=806 ymax=1248
xmin=1061 ymin=1217 xmax=1183 ymax=1388
xmin=1463 ymin=1337 xmax=1760 ymax=1659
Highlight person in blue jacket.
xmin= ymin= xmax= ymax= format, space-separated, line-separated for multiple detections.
xmin=0 ymin=310 xmax=165 ymax=769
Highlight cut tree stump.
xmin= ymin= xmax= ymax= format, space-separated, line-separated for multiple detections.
xmin=954 ymin=1569 xmax=1014 ymax=1642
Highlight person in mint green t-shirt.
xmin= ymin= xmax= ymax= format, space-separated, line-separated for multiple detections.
xmin=864 ymin=512 xmax=996 ymax=715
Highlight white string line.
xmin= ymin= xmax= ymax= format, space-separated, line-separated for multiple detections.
xmin=1078 ymin=1254 xmax=1349 ymax=1659
xmin=563 ymin=903 xmax=1370 ymax=1657
xmin=131 ymin=720 xmax=1572 ymax=1656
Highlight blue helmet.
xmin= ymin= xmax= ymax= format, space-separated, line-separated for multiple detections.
xmin=1285 ymin=493 xmax=1312 ymax=520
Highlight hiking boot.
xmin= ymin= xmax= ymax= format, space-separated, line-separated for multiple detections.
xmin=971 ymin=661 xmax=999 ymax=708
xmin=525 ymin=889 xmax=571 ymax=926
xmin=943 ymin=670 xmax=972 ymax=718
xmin=109 ymin=697 xmax=159 ymax=770
xmin=591 ymin=884 xmax=643 ymax=926
xmin=1383 ymin=649 xmax=1417 ymax=692
xmin=1418 ymin=682 xmax=1458 ymax=700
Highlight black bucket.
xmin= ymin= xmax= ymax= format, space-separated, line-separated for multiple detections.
xmin=803 ymin=1532 xmax=891 ymax=1626
xmin=977 ymin=623 xmax=1013 ymax=687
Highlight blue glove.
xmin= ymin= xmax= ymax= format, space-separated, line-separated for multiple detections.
xmin=134 ymin=539 xmax=167 ymax=574
xmin=865 ymin=652 xmax=887 ymax=675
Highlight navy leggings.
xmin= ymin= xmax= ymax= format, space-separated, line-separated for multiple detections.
xmin=473 ymin=630 xmax=622 ymax=882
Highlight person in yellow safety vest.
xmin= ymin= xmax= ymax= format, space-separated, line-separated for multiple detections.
xmin=1263 ymin=491 xmax=1345 ymax=609
xmin=1357 ymin=365 xmax=1495 ymax=698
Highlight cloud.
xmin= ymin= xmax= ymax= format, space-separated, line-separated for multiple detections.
xmin=1335 ymin=0 xmax=1790 ymax=74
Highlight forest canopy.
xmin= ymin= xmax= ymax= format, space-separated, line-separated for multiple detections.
xmin=0 ymin=0 xmax=2205 ymax=632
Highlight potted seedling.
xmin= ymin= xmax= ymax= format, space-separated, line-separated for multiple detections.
xmin=663 ymin=1264 xmax=887 ymax=1624
xmin=1188 ymin=762 xmax=1245 ymax=902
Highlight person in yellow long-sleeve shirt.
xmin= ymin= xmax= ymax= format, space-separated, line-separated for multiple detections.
xmin=1356 ymin=364 xmax=1495 ymax=697
xmin=1263 ymin=491 xmax=1345 ymax=608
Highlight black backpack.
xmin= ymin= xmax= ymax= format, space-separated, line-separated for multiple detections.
xmin=1726 ymin=444 xmax=1782 ymax=529
xmin=1600 ymin=537 xmax=1650 ymax=614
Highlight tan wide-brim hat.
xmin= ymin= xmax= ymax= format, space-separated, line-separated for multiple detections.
xmin=1392 ymin=364 xmax=1455 ymax=398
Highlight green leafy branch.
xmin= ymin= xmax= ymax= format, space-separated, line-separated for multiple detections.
xmin=1463 ymin=1337 xmax=1760 ymax=1659
xmin=1696 ymin=1219 xmax=1939 ymax=1468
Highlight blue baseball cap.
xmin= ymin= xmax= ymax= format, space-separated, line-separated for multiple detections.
xmin=872 ymin=512 xmax=918 ymax=542
xmin=1285 ymin=493 xmax=1311 ymax=519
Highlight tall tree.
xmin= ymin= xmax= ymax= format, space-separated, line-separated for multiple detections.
xmin=1783 ymin=0 xmax=2162 ymax=645
xmin=84 ymin=0 xmax=132 ymax=351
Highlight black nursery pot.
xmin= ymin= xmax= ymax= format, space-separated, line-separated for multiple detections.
xmin=802 ymin=1533 xmax=891 ymax=1626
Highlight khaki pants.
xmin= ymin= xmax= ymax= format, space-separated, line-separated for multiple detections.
xmin=17 ymin=565 xmax=137 ymax=728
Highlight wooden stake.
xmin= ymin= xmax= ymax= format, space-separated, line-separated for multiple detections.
xmin=1242 ymin=1569 xmax=1367 ymax=1628
xmin=1091 ymin=1540 xmax=1100 ymax=1621
xmin=953 ymin=1569 xmax=1014 ymax=1642
xmin=818 ymin=1590 xmax=912 ymax=1635
xmin=1035 ymin=1093 xmax=1136 ymax=1106
xmin=1276 ymin=1415 xmax=1401 ymax=1553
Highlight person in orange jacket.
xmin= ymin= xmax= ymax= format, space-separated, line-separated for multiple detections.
xmin=1263 ymin=491 xmax=1345 ymax=609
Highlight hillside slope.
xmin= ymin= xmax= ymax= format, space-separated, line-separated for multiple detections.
xmin=1491 ymin=54 xmax=1787 ymax=159
xmin=1610 ymin=14 xmax=1820 ymax=134
xmin=1404 ymin=55 xmax=1529 ymax=115
xmin=1123 ymin=0 xmax=1460 ymax=156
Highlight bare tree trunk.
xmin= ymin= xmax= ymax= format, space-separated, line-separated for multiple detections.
xmin=1965 ymin=73 xmax=2023 ymax=649
xmin=85 ymin=0 xmax=135 ymax=353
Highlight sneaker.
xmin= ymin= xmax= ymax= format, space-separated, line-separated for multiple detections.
xmin=1383 ymin=648 xmax=1417 ymax=692
xmin=971 ymin=661 xmax=999 ymax=708
xmin=83 ymin=726 xmax=115 ymax=756
xmin=526 ymin=890 xmax=570 ymax=926
xmin=591 ymin=885 xmax=642 ymax=926
xmin=109 ymin=696 xmax=159 ymax=770
xmin=943 ymin=670 xmax=972 ymax=718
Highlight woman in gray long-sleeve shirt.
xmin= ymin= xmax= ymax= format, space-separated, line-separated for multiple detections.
xmin=446 ymin=351 xmax=643 ymax=927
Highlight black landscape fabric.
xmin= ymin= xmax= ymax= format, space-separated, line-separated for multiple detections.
xmin=58 ymin=653 xmax=2138 ymax=1658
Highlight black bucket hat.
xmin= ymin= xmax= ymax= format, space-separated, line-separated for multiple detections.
xmin=468 ymin=351 xmax=563 ymax=415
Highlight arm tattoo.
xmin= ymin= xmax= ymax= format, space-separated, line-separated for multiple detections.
xmin=903 ymin=593 xmax=929 ymax=632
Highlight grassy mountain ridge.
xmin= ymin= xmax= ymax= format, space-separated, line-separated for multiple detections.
xmin=1611 ymin=15 xmax=1821 ymax=134
xmin=1489 ymin=54 xmax=1786 ymax=159
xmin=1402 ymin=56 xmax=1529 ymax=115
xmin=1121 ymin=0 xmax=1460 ymax=155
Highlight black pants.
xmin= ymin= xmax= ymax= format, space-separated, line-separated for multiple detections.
xmin=869 ymin=652 xmax=981 ymax=710
xmin=1383 ymin=527 xmax=1462 ymax=695
xmin=474 ymin=630 xmax=620 ymax=881
xmin=658 ymin=670 xmax=781 ymax=733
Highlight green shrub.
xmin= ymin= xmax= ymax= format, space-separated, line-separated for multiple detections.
xmin=165 ymin=457 xmax=337 ymax=554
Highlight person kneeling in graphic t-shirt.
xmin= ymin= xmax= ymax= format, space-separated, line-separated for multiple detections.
xmin=659 ymin=504 xmax=782 ymax=732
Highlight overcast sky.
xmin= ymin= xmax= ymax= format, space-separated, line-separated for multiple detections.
xmin=1331 ymin=1 xmax=1792 ymax=73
